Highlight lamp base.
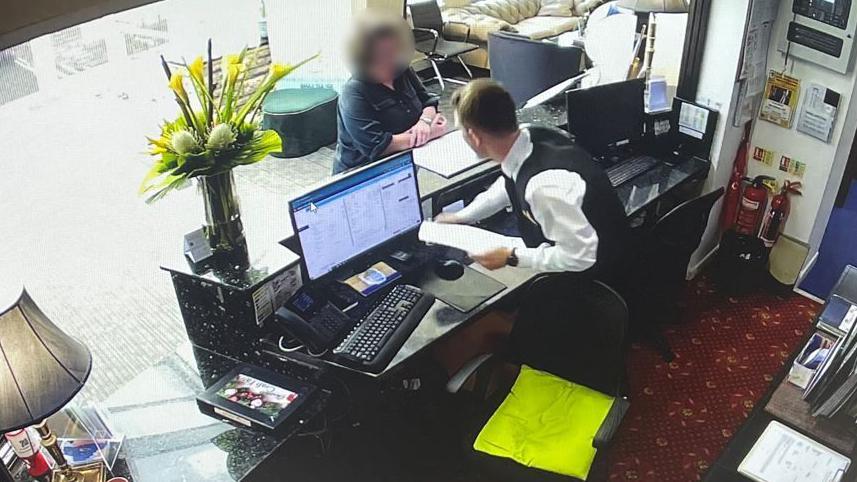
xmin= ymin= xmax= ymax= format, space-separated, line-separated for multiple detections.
xmin=50 ymin=462 xmax=106 ymax=482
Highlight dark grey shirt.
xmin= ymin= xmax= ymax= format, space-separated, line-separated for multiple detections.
xmin=333 ymin=69 xmax=439 ymax=174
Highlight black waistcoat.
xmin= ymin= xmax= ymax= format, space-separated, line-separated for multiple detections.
xmin=503 ymin=126 xmax=629 ymax=279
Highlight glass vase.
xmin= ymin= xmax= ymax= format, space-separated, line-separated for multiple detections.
xmin=199 ymin=171 xmax=246 ymax=254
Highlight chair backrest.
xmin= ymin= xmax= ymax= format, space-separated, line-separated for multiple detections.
xmin=409 ymin=0 xmax=445 ymax=33
xmin=508 ymin=276 xmax=628 ymax=396
xmin=653 ymin=187 xmax=725 ymax=253
xmin=488 ymin=31 xmax=584 ymax=107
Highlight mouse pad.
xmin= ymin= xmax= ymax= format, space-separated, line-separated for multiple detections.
xmin=415 ymin=265 xmax=506 ymax=313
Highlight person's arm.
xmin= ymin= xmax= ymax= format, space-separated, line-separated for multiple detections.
xmin=339 ymin=88 xmax=401 ymax=161
xmin=516 ymin=170 xmax=599 ymax=272
xmin=435 ymin=177 xmax=510 ymax=224
xmin=407 ymin=68 xmax=440 ymax=111
xmin=406 ymin=69 xmax=446 ymax=141
xmin=382 ymin=132 xmax=417 ymax=156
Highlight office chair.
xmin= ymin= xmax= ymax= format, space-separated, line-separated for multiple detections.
xmin=447 ymin=277 xmax=630 ymax=481
xmin=408 ymin=0 xmax=479 ymax=90
xmin=630 ymin=187 xmax=725 ymax=361
xmin=488 ymin=32 xmax=584 ymax=107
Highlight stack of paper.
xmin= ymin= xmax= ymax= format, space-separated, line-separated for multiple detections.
xmin=739 ymin=421 xmax=849 ymax=482
xmin=412 ymin=132 xmax=489 ymax=178
xmin=418 ymin=222 xmax=524 ymax=256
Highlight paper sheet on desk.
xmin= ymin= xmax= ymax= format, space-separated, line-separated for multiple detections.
xmin=412 ymin=132 xmax=489 ymax=178
xmin=419 ymin=222 xmax=524 ymax=255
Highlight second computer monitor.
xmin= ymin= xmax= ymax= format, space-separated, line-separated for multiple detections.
xmin=566 ymin=78 xmax=645 ymax=156
xmin=289 ymin=152 xmax=422 ymax=281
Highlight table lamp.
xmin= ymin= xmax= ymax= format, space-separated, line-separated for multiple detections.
xmin=0 ymin=288 xmax=105 ymax=482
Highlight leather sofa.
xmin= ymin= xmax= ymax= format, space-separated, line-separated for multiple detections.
xmin=441 ymin=0 xmax=603 ymax=68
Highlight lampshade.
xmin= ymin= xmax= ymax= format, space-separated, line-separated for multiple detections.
xmin=616 ymin=0 xmax=689 ymax=13
xmin=0 ymin=288 xmax=91 ymax=432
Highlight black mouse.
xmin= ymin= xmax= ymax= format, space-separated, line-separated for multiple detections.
xmin=434 ymin=259 xmax=465 ymax=281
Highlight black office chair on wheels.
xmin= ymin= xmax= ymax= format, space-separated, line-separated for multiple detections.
xmin=446 ymin=277 xmax=630 ymax=481
xmin=629 ymin=187 xmax=725 ymax=361
xmin=408 ymin=0 xmax=479 ymax=90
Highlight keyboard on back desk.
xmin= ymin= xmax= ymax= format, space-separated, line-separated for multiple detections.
xmin=332 ymin=284 xmax=434 ymax=374
xmin=606 ymin=155 xmax=659 ymax=187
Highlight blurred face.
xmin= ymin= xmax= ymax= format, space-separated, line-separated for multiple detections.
xmin=367 ymin=35 xmax=402 ymax=83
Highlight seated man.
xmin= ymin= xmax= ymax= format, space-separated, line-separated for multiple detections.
xmin=436 ymin=79 xmax=628 ymax=284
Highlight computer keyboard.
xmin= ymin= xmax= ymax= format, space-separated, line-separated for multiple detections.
xmin=333 ymin=285 xmax=435 ymax=373
xmin=606 ymin=155 xmax=659 ymax=187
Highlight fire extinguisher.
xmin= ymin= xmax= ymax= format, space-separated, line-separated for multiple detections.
xmin=760 ymin=181 xmax=802 ymax=247
xmin=721 ymin=122 xmax=752 ymax=229
xmin=735 ymin=175 xmax=774 ymax=236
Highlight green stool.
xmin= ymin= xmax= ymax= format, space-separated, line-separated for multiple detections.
xmin=261 ymin=88 xmax=338 ymax=158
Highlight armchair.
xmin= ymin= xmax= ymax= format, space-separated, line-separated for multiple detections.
xmin=447 ymin=277 xmax=630 ymax=481
xmin=488 ymin=31 xmax=584 ymax=106
xmin=409 ymin=0 xmax=480 ymax=89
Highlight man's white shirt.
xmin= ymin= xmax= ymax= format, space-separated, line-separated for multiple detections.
xmin=454 ymin=128 xmax=599 ymax=272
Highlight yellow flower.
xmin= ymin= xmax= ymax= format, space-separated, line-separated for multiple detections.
xmin=221 ymin=54 xmax=241 ymax=75
xmin=268 ymin=63 xmax=295 ymax=84
xmin=169 ymin=73 xmax=189 ymax=104
xmin=226 ymin=63 xmax=243 ymax=85
xmin=188 ymin=56 xmax=205 ymax=84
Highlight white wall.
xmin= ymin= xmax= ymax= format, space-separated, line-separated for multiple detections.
xmin=747 ymin=0 xmax=857 ymax=245
xmin=688 ymin=0 xmax=752 ymax=274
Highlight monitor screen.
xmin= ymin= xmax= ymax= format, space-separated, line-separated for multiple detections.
xmin=289 ymin=152 xmax=422 ymax=280
xmin=566 ymin=78 xmax=645 ymax=155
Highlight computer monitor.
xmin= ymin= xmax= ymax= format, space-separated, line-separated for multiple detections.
xmin=672 ymin=97 xmax=718 ymax=159
xmin=565 ymin=78 xmax=645 ymax=156
xmin=289 ymin=152 xmax=422 ymax=281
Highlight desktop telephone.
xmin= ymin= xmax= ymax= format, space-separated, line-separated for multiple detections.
xmin=274 ymin=289 xmax=353 ymax=351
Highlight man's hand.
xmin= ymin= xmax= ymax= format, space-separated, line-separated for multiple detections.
xmin=433 ymin=212 xmax=463 ymax=224
xmin=471 ymin=247 xmax=512 ymax=271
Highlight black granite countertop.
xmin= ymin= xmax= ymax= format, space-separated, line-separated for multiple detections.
xmin=99 ymin=344 xmax=328 ymax=482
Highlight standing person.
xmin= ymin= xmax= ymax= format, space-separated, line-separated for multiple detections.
xmin=431 ymin=79 xmax=631 ymax=375
xmin=334 ymin=13 xmax=447 ymax=174
xmin=436 ymin=79 xmax=629 ymax=284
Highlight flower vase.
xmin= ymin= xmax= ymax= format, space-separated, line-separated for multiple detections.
xmin=199 ymin=171 xmax=246 ymax=254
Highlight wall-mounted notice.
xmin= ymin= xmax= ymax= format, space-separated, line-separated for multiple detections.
xmin=797 ymin=83 xmax=841 ymax=143
xmin=733 ymin=0 xmax=780 ymax=127
xmin=760 ymin=71 xmax=801 ymax=129
xmin=753 ymin=146 xmax=775 ymax=166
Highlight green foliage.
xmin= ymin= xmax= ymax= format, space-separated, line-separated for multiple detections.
xmin=140 ymin=45 xmax=317 ymax=203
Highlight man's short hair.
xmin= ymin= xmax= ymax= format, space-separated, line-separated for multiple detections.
xmin=451 ymin=79 xmax=518 ymax=135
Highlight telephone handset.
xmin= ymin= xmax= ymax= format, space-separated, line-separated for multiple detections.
xmin=273 ymin=289 xmax=352 ymax=351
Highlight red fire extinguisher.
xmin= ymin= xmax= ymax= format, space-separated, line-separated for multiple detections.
xmin=760 ymin=181 xmax=802 ymax=247
xmin=721 ymin=122 xmax=752 ymax=229
xmin=735 ymin=175 xmax=774 ymax=236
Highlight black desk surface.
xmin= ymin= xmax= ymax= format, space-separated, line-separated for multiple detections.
xmin=704 ymin=265 xmax=857 ymax=481
xmin=149 ymin=100 xmax=712 ymax=481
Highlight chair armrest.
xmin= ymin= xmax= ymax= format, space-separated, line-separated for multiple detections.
xmin=445 ymin=20 xmax=472 ymax=43
xmin=413 ymin=27 xmax=440 ymax=54
xmin=446 ymin=353 xmax=495 ymax=394
xmin=593 ymin=397 xmax=630 ymax=449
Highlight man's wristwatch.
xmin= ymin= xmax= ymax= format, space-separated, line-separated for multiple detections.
xmin=506 ymin=248 xmax=519 ymax=267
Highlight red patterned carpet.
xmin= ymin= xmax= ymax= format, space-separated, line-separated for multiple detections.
xmin=604 ymin=277 xmax=819 ymax=481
